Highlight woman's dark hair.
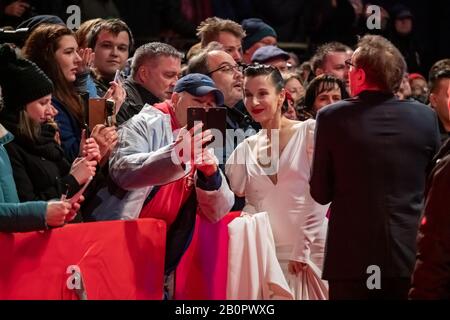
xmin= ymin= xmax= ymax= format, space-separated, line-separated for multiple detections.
xmin=302 ymin=74 xmax=349 ymax=117
xmin=244 ymin=64 xmax=287 ymax=112
xmin=244 ymin=64 xmax=285 ymax=91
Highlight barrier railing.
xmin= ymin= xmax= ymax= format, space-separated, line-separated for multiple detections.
xmin=0 ymin=219 xmax=166 ymax=300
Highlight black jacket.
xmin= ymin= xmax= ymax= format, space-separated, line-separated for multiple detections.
xmin=4 ymin=124 xmax=80 ymax=202
xmin=310 ymin=91 xmax=441 ymax=280
xmin=409 ymin=138 xmax=450 ymax=299
xmin=438 ymin=118 xmax=450 ymax=146
xmin=117 ymin=79 xmax=161 ymax=125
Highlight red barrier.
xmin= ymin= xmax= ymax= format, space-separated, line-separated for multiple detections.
xmin=175 ymin=211 xmax=241 ymax=300
xmin=0 ymin=219 xmax=166 ymax=300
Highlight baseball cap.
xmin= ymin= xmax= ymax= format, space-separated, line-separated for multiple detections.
xmin=251 ymin=45 xmax=289 ymax=64
xmin=174 ymin=73 xmax=224 ymax=106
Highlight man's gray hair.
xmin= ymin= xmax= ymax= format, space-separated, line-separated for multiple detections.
xmin=131 ymin=42 xmax=184 ymax=78
xmin=311 ymin=41 xmax=352 ymax=74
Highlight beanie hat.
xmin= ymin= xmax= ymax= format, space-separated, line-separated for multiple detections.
xmin=242 ymin=18 xmax=277 ymax=53
xmin=17 ymin=15 xmax=66 ymax=33
xmin=0 ymin=44 xmax=54 ymax=113
xmin=391 ymin=4 xmax=414 ymax=20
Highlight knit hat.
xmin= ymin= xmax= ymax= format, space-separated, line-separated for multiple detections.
xmin=391 ymin=4 xmax=414 ymax=20
xmin=242 ymin=18 xmax=277 ymax=53
xmin=17 ymin=15 xmax=66 ymax=33
xmin=0 ymin=44 xmax=53 ymax=112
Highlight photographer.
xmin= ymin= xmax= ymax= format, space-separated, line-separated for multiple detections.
xmin=88 ymin=74 xmax=233 ymax=298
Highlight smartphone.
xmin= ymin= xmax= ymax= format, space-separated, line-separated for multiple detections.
xmin=105 ymin=99 xmax=116 ymax=127
xmin=79 ymin=91 xmax=90 ymax=137
xmin=88 ymin=98 xmax=107 ymax=131
xmin=67 ymin=177 xmax=93 ymax=205
xmin=89 ymin=98 xmax=116 ymax=130
xmin=187 ymin=107 xmax=227 ymax=147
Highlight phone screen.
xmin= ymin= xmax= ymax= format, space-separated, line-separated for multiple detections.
xmin=187 ymin=107 xmax=207 ymax=131
xmin=206 ymin=108 xmax=227 ymax=146
xmin=187 ymin=107 xmax=227 ymax=147
xmin=88 ymin=98 xmax=107 ymax=131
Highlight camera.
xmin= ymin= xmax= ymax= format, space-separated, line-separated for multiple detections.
xmin=0 ymin=28 xmax=29 ymax=46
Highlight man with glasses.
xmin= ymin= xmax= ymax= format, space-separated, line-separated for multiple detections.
xmin=310 ymin=35 xmax=440 ymax=300
xmin=187 ymin=45 xmax=258 ymax=210
xmin=86 ymin=74 xmax=234 ymax=298
xmin=187 ymin=46 xmax=258 ymax=157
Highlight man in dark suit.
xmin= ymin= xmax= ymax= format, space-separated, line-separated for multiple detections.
xmin=310 ymin=35 xmax=441 ymax=300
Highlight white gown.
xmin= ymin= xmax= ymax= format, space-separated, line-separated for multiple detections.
xmin=225 ymin=119 xmax=329 ymax=300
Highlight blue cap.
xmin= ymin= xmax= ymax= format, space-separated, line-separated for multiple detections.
xmin=251 ymin=45 xmax=289 ymax=64
xmin=174 ymin=73 xmax=224 ymax=106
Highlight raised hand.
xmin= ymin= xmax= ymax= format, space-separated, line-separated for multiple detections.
xmin=70 ymin=157 xmax=97 ymax=185
xmin=173 ymin=124 xmax=216 ymax=176
xmin=5 ymin=1 xmax=30 ymax=17
xmin=90 ymin=124 xmax=118 ymax=164
xmin=76 ymin=48 xmax=94 ymax=75
xmin=79 ymin=129 xmax=101 ymax=162
xmin=194 ymin=135 xmax=218 ymax=177
xmin=103 ymin=81 xmax=126 ymax=114
xmin=65 ymin=195 xmax=85 ymax=223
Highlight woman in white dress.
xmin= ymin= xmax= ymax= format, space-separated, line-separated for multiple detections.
xmin=225 ymin=65 xmax=329 ymax=300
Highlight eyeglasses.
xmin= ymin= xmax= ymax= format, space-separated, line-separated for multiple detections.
xmin=207 ymin=64 xmax=244 ymax=76
xmin=345 ymin=59 xmax=356 ymax=68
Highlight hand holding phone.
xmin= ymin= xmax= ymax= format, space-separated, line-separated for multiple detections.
xmin=187 ymin=107 xmax=227 ymax=148
xmin=114 ymin=70 xmax=122 ymax=84
xmin=66 ymin=176 xmax=93 ymax=205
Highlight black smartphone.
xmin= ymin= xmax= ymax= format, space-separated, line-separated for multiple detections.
xmin=79 ymin=91 xmax=90 ymax=137
xmin=187 ymin=107 xmax=227 ymax=147
xmin=187 ymin=107 xmax=207 ymax=131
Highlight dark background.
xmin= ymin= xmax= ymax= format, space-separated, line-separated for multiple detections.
xmin=1 ymin=0 xmax=449 ymax=76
